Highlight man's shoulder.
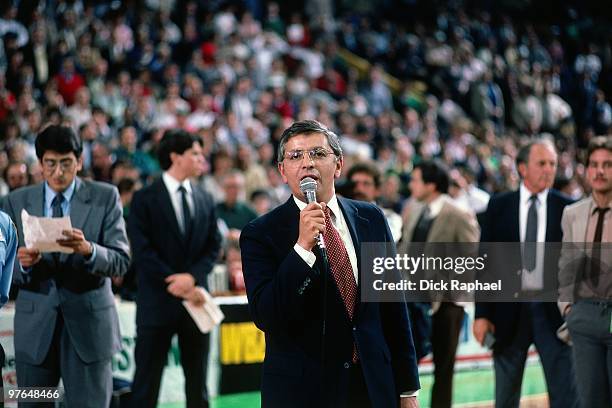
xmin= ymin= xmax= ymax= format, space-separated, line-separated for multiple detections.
xmin=488 ymin=190 xmax=517 ymax=206
xmin=339 ymin=197 xmax=382 ymax=217
xmin=243 ymin=199 xmax=294 ymax=233
xmin=133 ymin=178 xmax=163 ymax=199
xmin=563 ymin=196 xmax=592 ymax=216
xmin=441 ymin=197 xmax=473 ymax=219
xmin=80 ymin=179 xmax=118 ymax=195
xmin=5 ymin=184 xmax=40 ymax=203
xmin=0 ymin=210 xmax=14 ymax=232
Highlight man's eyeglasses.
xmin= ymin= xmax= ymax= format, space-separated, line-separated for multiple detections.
xmin=284 ymin=147 xmax=336 ymax=164
xmin=42 ymin=159 xmax=76 ymax=172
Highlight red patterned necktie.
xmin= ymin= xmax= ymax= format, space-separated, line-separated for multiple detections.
xmin=323 ymin=206 xmax=359 ymax=362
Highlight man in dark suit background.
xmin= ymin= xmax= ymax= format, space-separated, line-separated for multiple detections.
xmin=128 ymin=129 xmax=221 ymax=408
xmin=240 ymin=120 xmax=420 ymax=408
xmin=473 ymin=139 xmax=578 ymax=407
xmin=1 ymin=125 xmax=130 ymax=407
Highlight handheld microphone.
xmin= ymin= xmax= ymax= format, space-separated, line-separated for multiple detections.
xmin=299 ymin=177 xmax=326 ymax=250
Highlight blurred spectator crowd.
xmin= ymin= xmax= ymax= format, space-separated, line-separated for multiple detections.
xmin=0 ymin=0 xmax=610 ymax=295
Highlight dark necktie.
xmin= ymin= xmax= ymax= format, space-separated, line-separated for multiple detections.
xmin=322 ymin=206 xmax=358 ymax=362
xmin=51 ymin=193 xmax=65 ymax=218
xmin=590 ymin=207 xmax=609 ymax=286
xmin=178 ymin=186 xmax=192 ymax=240
xmin=524 ymin=195 xmax=538 ymax=271
xmin=51 ymin=193 xmax=65 ymax=264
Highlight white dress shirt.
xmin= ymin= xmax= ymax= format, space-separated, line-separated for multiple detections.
xmin=162 ymin=172 xmax=194 ymax=234
xmin=518 ymin=183 xmax=548 ymax=290
xmin=292 ymin=195 xmax=358 ymax=284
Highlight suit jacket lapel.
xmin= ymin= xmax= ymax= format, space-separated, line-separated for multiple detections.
xmin=189 ymin=183 xmax=204 ymax=251
xmin=510 ymin=191 xmax=521 ymax=242
xmin=155 ymin=179 xmax=184 ymax=243
xmin=428 ymin=201 xmax=452 ymax=241
xmin=60 ymin=178 xmax=91 ymax=263
xmin=24 ymin=184 xmax=45 ymax=217
xmin=279 ymin=197 xmax=300 ymax=252
xmin=403 ymin=201 xmax=425 ymax=247
xmin=69 ymin=178 xmax=92 ymax=232
xmin=575 ymin=197 xmax=592 ymax=242
xmin=337 ymin=198 xmax=370 ymax=319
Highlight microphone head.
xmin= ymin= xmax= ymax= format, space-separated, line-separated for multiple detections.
xmin=299 ymin=177 xmax=318 ymax=203
xmin=299 ymin=177 xmax=317 ymax=195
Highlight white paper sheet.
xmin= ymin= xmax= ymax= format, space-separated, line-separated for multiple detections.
xmin=182 ymin=287 xmax=225 ymax=333
xmin=21 ymin=209 xmax=74 ymax=253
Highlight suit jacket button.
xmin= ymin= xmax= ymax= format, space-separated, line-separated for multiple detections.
xmin=344 ymin=362 xmax=350 ymax=369
xmin=517 ymin=270 xmax=522 ymax=275
xmin=352 ymin=326 xmax=356 ymax=331
xmin=513 ymin=292 xmax=519 ymax=298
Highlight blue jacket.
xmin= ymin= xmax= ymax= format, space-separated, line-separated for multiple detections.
xmin=0 ymin=210 xmax=17 ymax=307
xmin=240 ymin=197 xmax=420 ymax=407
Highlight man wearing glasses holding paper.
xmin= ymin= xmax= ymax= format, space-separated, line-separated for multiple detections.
xmin=1 ymin=125 xmax=130 ymax=407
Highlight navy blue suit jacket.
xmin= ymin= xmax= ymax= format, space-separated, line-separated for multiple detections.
xmin=240 ymin=197 xmax=420 ymax=408
xmin=475 ymin=189 xmax=573 ymax=350
xmin=128 ymin=178 xmax=222 ymax=327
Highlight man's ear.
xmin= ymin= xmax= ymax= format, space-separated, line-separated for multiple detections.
xmin=76 ymin=155 xmax=84 ymax=172
xmin=334 ymin=156 xmax=343 ymax=179
xmin=517 ymin=162 xmax=527 ymax=179
xmin=278 ymin=162 xmax=288 ymax=184
xmin=169 ymin=151 xmax=179 ymax=167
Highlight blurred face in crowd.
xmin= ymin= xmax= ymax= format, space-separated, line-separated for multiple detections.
xmin=409 ymin=168 xmax=435 ymax=202
xmin=6 ymin=163 xmax=28 ymax=190
xmin=223 ymin=174 xmax=244 ymax=206
xmin=519 ymin=143 xmax=558 ymax=194
xmin=587 ymin=148 xmax=612 ymax=196
xmin=120 ymin=127 xmax=138 ymax=151
xmin=41 ymin=151 xmax=82 ymax=193
xmin=171 ymin=141 xmax=205 ymax=180
xmin=278 ymin=132 xmax=342 ymax=204
xmin=351 ymin=172 xmax=378 ymax=202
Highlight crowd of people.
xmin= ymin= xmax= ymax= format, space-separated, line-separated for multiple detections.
xmin=0 ymin=0 xmax=610 ymax=407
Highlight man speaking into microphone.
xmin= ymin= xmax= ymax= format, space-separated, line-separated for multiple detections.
xmin=240 ymin=120 xmax=420 ymax=407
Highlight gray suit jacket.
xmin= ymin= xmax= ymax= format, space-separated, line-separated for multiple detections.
xmin=1 ymin=178 xmax=130 ymax=365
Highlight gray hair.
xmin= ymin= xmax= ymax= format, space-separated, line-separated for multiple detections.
xmin=516 ymin=137 xmax=557 ymax=169
xmin=276 ymin=120 xmax=343 ymax=163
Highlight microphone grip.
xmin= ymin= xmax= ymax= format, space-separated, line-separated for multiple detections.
xmin=305 ymin=190 xmax=317 ymax=204
xmin=302 ymin=187 xmax=327 ymax=260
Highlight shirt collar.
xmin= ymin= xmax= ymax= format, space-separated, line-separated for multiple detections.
xmin=44 ymin=179 xmax=76 ymax=208
xmin=591 ymin=196 xmax=612 ymax=214
xmin=293 ymin=194 xmax=341 ymax=219
xmin=520 ymin=183 xmax=548 ymax=206
xmin=163 ymin=172 xmax=192 ymax=194
xmin=426 ymin=194 xmax=447 ymax=218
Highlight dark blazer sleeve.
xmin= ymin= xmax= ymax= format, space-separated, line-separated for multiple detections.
xmin=375 ymin=206 xmax=420 ymax=393
xmin=88 ymin=186 xmax=131 ymax=278
xmin=240 ymin=220 xmax=320 ymax=334
xmin=128 ymin=188 xmax=175 ymax=281
xmin=475 ymin=196 xmax=496 ymax=320
xmin=187 ymin=192 xmax=222 ymax=285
